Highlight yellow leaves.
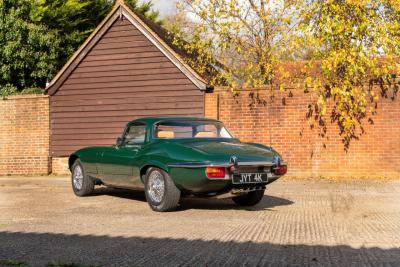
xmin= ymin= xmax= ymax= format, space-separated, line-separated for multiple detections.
xmin=172 ymin=0 xmax=399 ymax=148
xmin=304 ymin=76 xmax=321 ymax=93
xmin=282 ymin=17 xmax=292 ymax=25
xmin=312 ymin=79 xmax=320 ymax=92
xmin=346 ymin=0 xmax=368 ymax=6
xmin=370 ymin=91 xmax=379 ymax=102
xmin=304 ymin=76 xmax=312 ymax=88
xmin=317 ymin=95 xmax=327 ymax=116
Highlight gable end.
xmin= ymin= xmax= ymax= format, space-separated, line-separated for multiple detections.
xmin=46 ymin=3 xmax=208 ymax=95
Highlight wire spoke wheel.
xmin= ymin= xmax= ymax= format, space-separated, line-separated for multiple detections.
xmin=73 ymin=165 xmax=84 ymax=190
xmin=144 ymin=167 xmax=180 ymax=212
xmin=147 ymin=170 xmax=165 ymax=203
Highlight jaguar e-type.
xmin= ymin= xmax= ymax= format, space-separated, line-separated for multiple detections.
xmin=69 ymin=117 xmax=287 ymax=211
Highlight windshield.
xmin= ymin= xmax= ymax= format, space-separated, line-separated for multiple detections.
xmin=154 ymin=120 xmax=234 ymax=139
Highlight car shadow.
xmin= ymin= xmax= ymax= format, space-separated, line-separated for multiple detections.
xmin=91 ymin=187 xmax=293 ymax=211
xmin=91 ymin=187 xmax=147 ymax=202
xmin=178 ymin=195 xmax=294 ymax=211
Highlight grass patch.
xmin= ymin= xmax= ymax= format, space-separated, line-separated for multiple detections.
xmin=0 ymin=259 xmax=27 ymax=266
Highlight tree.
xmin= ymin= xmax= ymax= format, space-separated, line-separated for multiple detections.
xmin=0 ymin=0 xmax=60 ymax=95
xmin=171 ymin=0 xmax=400 ymax=149
xmin=0 ymin=0 xmax=161 ymax=96
xmin=30 ymin=0 xmax=114 ymax=74
xmin=171 ymin=0 xmax=299 ymax=88
xmin=299 ymin=0 xmax=400 ymax=148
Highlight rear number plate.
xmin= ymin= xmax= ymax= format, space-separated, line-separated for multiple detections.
xmin=232 ymin=173 xmax=269 ymax=184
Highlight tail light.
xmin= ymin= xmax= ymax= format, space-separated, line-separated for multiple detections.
xmin=273 ymin=165 xmax=287 ymax=175
xmin=206 ymin=167 xmax=226 ymax=178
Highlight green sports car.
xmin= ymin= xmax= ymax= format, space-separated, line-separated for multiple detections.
xmin=69 ymin=117 xmax=287 ymax=211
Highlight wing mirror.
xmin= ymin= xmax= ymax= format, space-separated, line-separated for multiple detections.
xmin=116 ymin=137 xmax=124 ymax=147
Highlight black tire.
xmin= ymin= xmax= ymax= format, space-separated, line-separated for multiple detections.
xmin=71 ymin=159 xmax=94 ymax=197
xmin=232 ymin=189 xmax=265 ymax=206
xmin=144 ymin=167 xmax=180 ymax=212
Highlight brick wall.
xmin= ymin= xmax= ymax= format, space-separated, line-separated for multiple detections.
xmin=0 ymin=95 xmax=50 ymax=175
xmin=205 ymin=88 xmax=400 ymax=179
xmin=52 ymin=157 xmax=70 ymax=175
xmin=1 ymin=92 xmax=399 ymax=178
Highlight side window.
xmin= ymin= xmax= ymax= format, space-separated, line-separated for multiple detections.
xmin=195 ymin=124 xmax=218 ymax=138
xmin=124 ymin=124 xmax=146 ymax=144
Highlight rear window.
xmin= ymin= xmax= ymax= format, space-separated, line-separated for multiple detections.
xmin=154 ymin=120 xmax=233 ymax=139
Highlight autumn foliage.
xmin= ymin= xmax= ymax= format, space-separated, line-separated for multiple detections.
xmin=170 ymin=0 xmax=400 ymax=148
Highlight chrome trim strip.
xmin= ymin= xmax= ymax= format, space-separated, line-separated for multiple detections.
xmin=238 ymin=161 xmax=274 ymax=166
xmin=167 ymin=161 xmax=275 ymax=168
xmin=167 ymin=163 xmax=230 ymax=168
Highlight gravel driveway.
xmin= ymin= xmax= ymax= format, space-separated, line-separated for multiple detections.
xmin=0 ymin=176 xmax=399 ymax=267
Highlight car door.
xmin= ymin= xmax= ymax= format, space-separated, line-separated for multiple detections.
xmin=97 ymin=123 xmax=146 ymax=189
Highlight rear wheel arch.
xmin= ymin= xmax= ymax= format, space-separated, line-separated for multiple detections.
xmin=68 ymin=154 xmax=79 ymax=171
xmin=140 ymin=164 xmax=169 ymax=182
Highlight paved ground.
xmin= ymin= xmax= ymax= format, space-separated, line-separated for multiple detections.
xmin=0 ymin=176 xmax=399 ymax=267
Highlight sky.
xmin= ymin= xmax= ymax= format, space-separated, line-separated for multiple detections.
xmin=146 ymin=0 xmax=177 ymax=17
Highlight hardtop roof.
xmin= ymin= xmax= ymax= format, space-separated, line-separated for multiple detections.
xmin=132 ymin=117 xmax=221 ymax=125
